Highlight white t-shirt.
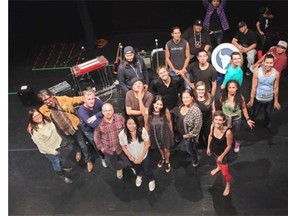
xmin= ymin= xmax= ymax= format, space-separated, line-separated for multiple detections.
xmin=119 ymin=128 xmax=149 ymax=159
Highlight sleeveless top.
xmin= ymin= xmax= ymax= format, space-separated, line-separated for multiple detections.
xmin=149 ymin=114 xmax=174 ymax=149
xmin=166 ymin=38 xmax=188 ymax=70
xmin=222 ymin=101 xmax=241 ymax=121
xmin=210 ymin=127 xmax=230 ymax=157
xmin=256 ymin=67 xmax=275 ymax=102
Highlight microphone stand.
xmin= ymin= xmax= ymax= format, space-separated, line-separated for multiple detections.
xmin=155 ymin=39 xmax=159 ymax=68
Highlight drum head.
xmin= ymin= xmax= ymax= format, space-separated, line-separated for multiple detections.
xmin=211 ymin=43 xmax=239 ymax=74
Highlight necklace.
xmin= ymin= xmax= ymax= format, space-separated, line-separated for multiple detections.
xmin=194 ymin=30 xmax=201 ymax=48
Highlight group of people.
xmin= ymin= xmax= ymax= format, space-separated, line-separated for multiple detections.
xmin=27 ymin=1 xmax=286 ymax=197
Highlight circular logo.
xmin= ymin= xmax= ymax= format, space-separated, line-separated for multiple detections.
xmin=211 ymin=43 xmax=239 ymax=74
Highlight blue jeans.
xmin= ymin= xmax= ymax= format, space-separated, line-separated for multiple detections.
xmin=169 ymin=68 xmax=191 ymax=90
xmin=132 ymin=153 xmax=154 ymax=182
xmin=83 ymin=130 xmax=105 ymax=159
xmin=251 ymin=98 xmax=274 ymax=126
xmin=45 ymin=153 xmax=62 ymax=172
xmin=184 ymin=138 xmax=198 ymax=164
xmin=62 ymin=129 xmax=92 ymax=163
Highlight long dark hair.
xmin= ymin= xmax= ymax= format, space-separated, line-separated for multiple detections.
xmin=148 ymin=95 xmax=166 ymax=117
xmin=27 ymin=108 xmax=51 ymax=135
xmin=124 ymin=115 xmax=144 ymax=144
xmin=221 ymin=80 xmax=242 ymax=108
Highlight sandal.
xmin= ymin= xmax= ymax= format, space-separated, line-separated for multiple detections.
xmin=165 ymin=163 xmax=171 ymax=173
xmin=157 ymin=158 xmax=165 ymax=168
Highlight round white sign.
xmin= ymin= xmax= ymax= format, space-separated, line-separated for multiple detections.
xmin=211 ymin=43 xmax=239 ymax=74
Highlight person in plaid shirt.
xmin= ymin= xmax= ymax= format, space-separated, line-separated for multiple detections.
xmin=94 ymin=103 xmax=131 ymax=179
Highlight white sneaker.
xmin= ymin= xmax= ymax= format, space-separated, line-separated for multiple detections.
xmin=234 ymin=142 xmax=240 ymax=153
xmin=148 ymin=180 xmax=156 ymax=191
xmin=116 ymin=169 xmax=123 ymax=179
xmin=135 ymin=176 xmax=142 ymax=187
xmin=101 ymin=159 xmax=107 ymax=168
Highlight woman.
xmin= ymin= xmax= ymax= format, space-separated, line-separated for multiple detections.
xmin=145 ymin=95 xmax=174 ymax=173
xmin=207 ymin=110 xmax=232 ymax=196
xmin=220 ymin=80 xmax=255 ymax=153
xmin=119 ymin=116 xmax=156 ymax=192
xmin=175 ymin=89 xmax=202 ymax=167
xmin=194 ymin=81 xmax=215 ymax=149
xmin=27 ymin=109 xmax=73 ymax=184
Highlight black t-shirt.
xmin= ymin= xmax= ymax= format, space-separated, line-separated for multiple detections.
xmin=234 ymin=29 xmax=257 ymax=48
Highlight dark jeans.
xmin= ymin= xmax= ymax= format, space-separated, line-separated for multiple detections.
xmin=62 ymin=129 xmax=92 ymax=163
xmin=83 ymin=130 xmax=105 ymax=159
xmin=104 ymin=151 xmax=131 ymax=171
xmin=210 ymin=31 xmax=224 ymax=51
xmin=132 ymin=153 xmax=154 ymax=182
xmin=184 ymin=138 xmax=198 ymax=164
xmin=250 ymin=98 xmax=274 ymax=126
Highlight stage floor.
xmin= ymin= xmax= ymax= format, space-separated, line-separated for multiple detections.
xmin=8 ymin=31 xmax=288 ymax=216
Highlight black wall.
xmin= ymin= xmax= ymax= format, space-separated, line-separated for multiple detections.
xmin=9 ymin=1 xmax=288 ymax=48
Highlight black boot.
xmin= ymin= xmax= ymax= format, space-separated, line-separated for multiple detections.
xmin=57 ymin=171 xmax=73 ymax=184
xmin=62 ymin=167 xmax=73 ymax=172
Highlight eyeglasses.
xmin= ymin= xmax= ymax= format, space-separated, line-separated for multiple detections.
xmin=196 ymin=88 xmax=205 ymax=91
xmin=42 ymin=96 xmax=52 ymax=102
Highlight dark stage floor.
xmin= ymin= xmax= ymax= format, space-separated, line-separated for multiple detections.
xmin=8 ymin=31 xmax=288 ymax=216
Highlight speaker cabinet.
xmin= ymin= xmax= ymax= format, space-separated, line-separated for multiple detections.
xmin=17 ymin=85 xmax=39 ymax=107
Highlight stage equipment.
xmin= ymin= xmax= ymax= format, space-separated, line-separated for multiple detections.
xmin=48 ymin=81 xmax=72 ymax=96
xmin=70 ymin=56 xmax=117 ymax=96
xmin=17 ymin=85 xmax=39 ymax=107
xmin=70 ymin=55 xmax=108 ymax=77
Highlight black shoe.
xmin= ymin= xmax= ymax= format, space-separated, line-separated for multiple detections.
xmin=59 ymin=175 xmax=73 ymax=184
xmin=62 ymin=167 xmax=73 ymax=172
xmin=265 ymin=123 xmax=271 ymax=129
xmin=246 ymin=70 xmax=252 ymax=76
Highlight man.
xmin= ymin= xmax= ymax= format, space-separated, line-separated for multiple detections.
xmin=187 ymin=49 xmax=218 ymax=96
xmin=202 ymin=0 xmax=229 ymax=51
xmin=165 ymin=26 xmax=191 ymax=89
xmin=231 ymin=21 xmax=257 ymax=76
xmin=247 ymin=54 xmax=280 ymax=129
xmin=77 ymin=89 xmax=107 ymax=168
xmin=252 ymin=40 xmax=287 ymax=75
xmin=182 ymin=19 xmax=211 ymax=62
xmin=221 ymin=51 xmax=243 ymax=89
xmin=117 ymin=46 xmax=149 ymax=96
xmin=150 ymin=65 xmax=184 ymax=113
xmin=37 ymin=89 xmax=94 ymax=173
xmin=125 ymin=77 xmax=154 ymax=127
xmin=94 ymin=103 xmax=131 ymax=179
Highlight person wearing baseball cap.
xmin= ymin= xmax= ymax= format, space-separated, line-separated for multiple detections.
xmin=182 ymin=18 xmax=211 ymax=62
xmin=252 ymin=40 xmax=287 ymax=74
xmin=125 ymin=76 xmax=154 ymax=127
xmin=231 ymin=21 xmax=257 ymax=76
xmin=117 ymin=45 xmax=149 ymax=95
